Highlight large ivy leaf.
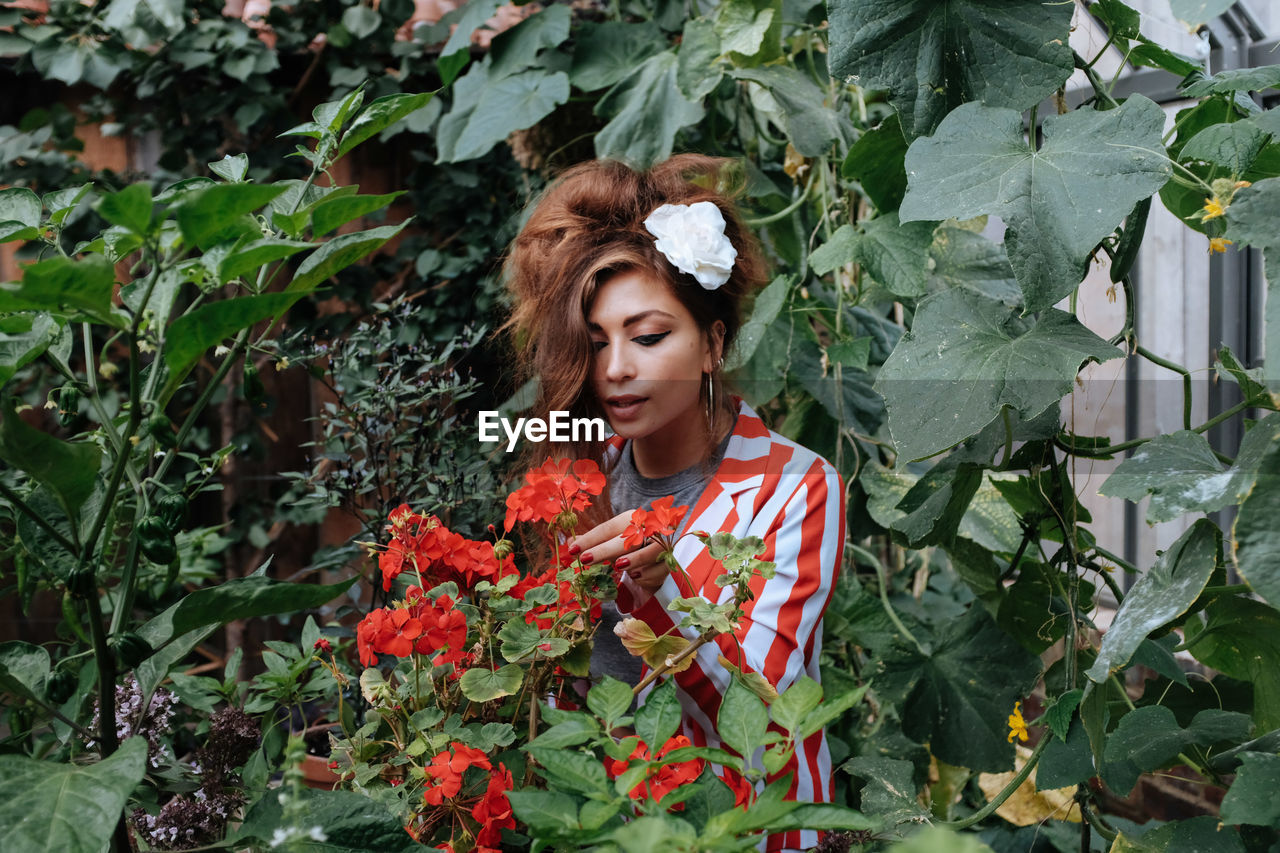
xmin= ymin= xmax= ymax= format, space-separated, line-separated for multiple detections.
xmin=0 ymin=737 xmax=146 ymax=853
xmin=874 ymin=607 xmax=1041 ymax=772
xmin=1185 ymin=597 xmax=1280 ymax=731
xmin=842 ymin=113 xmax=909 ymax=212
xmin=1103 ymin=705 xmax=1252 ymax=795
xmin=1234 ymin=438 xmax=1280 ymax=609
xmin=0 ymin=396 xmax=101 ymax=520
xmin=1099 ymin=415 xmax=1280 ymax=523
xmin=594 ymin=51 xmax=704 ymax=168
xmin=136 ymin=575 xmax=353 ymax=651
xmin=0 ymin=256 xmax=125 ymax=328
xmin=827 ymin=0 xmax=1073 ymax=139
xmin=570 ymin=20 xmax=667 ymax=93
xmin=0 ymin=313 xmax=59 ymax=389
xmin=0 ymin=641 xmax=50 ymax=704
xmin=1224 ymin=178 xmax=1280 ymax=393
xmin=900 ymin=97 xmax=1170 ymax=312
xmin=232 ymin=786 xmax=419 ymax=851
xmin=874 ymin=289 xmax=1119 ymax=462
xmin=436 ymin=63 xmax=569 ymax=163
xmin=1220 ymin=752 xmax=1280 ymax=829
xmin=731 ymin=66 xmax=840 ymax=157
xmin=1085 ymin=520 xmax=1220 ymax=684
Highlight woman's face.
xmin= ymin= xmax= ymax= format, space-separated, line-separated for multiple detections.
xmin=587 ymin=269 xmax=719 ymax=457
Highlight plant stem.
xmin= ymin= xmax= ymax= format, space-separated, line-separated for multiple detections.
xmin=1134 ymin=345 xmax=1193 ymax=431
xmin=1073 ymin=50 xmax=1120 ymax=108
xmin=632 ymin=633 xmax=714 ymax=695
xmin=940 ymin=735 xmax=1050 ymax=829
xmin=875 ymin=558 xmax=930 ymax=658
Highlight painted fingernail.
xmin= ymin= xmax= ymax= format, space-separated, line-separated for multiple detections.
xmin=614 ymin=557 xmax=630 ymax=570
xmin=567 ymin=543 xmax=581 ymax=556
xmin=581 ymin=552 xmax=593 ymax=564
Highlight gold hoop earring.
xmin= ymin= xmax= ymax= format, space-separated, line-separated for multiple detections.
xmin=705 ymin=371 xmax=714 ymax=432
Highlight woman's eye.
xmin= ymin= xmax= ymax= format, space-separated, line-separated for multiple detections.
xmin=634 ymin=332 xmax=670 ymax=346
xmin=591 ymin=340 xmax=607 ymax=352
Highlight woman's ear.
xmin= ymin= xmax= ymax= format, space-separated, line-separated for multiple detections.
xmin=704 ymin=320 xmax=726 ymax=372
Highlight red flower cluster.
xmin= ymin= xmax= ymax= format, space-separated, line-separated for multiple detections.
xmin=504 ymin=458 xmax=606 ymax=531
xmin=604 ymin=734 xmax=704 ymax=808
xmin=380 ymin=505 xmax=517 ymax=593
xmin=356 ymin=589 xmax=468 ymax=668
xmin=621 ymin=495 xmax=689 ymax=549
xmin=410 ymin=743 xmax=514 ymax=853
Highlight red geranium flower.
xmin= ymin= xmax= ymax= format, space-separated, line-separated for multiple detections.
xmin=422 ymin=742 xmax=492 ymax=805
xmin=603 ymin=734 xmax=703 ymax=809
xmin=473 ymin=763 xmax=515 ymax=847
xmin=621 ymin=495 xmax=688 ymax=549
xmin=355 ymin=607 xmax=423 ymax=667
xmin=503 ymin=458 xmax=606 ymax=532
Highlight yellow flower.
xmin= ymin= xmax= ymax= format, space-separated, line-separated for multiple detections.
xmin=1202 ymin=197 xmax=1226 ymax=221
xmin=1209 ymin=238 xmax=1233 ymax=254
xmin=99 ymin=362 xmax=120 ymax=380
xmin=1007 ymin=701 xmax=1029 ymax=743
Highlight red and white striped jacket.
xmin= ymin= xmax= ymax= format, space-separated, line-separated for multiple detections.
xmin=612 ymin=400 xmax=846 ymax=852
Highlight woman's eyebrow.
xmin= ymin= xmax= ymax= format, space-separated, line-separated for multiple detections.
xmin=587 ymin=310 xmax=677 ymax=331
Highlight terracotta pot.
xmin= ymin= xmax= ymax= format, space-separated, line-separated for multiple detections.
xmin=299 ymin=753 xmax=340 ymax=791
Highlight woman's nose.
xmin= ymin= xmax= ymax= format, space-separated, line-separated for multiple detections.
xmin=602 ymin=343 xmax=634 ymax=382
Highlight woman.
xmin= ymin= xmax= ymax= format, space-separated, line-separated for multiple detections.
xmin=504 ymin=155 xmax=844 ymax=852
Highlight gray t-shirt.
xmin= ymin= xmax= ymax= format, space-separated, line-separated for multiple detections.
xmin=590 ymin=427 xmax=734 ymax=687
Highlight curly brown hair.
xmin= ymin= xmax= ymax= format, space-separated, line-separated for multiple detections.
xmin=502 ymin=154 xmax=768 ymax=491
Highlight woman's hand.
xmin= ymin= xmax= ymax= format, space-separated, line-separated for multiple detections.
xmin=570 ymin=511 xmax=669 ymax=594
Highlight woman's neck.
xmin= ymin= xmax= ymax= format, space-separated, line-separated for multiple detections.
xmin=630 ymin=405 xmax=732 ymax=479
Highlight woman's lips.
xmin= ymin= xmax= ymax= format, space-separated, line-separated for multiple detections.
xmin=606 ymin=395 xmax=647 ymax=419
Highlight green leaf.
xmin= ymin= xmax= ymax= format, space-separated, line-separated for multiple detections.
xmin=843 ymin=113 xmax=909 ymax=211
xmin=570 ymin=20 xmax=667 ymax=93
xmin=96 ymin=183 xmax=153 ymax=236
xmin=926 ymin=223 xmax=1022 ymax=307
xmin=594 ymin=51 xmax=704 ymax=168
xmin=1224 ymin=180 xmax=1280 ymax=392
xmin=1169 ymin=0 xmax=1236 ymax=28
xmin=756 ymin=802 xmax=876 ymax=833
xmin=458 ymin=663 xmax=523 ymax=701
xmin=175 ymin=183 xmax=287 ymax=250
xmin=216 ymin=237 xmax=313 ymax=284
xmin=488 ymin=3 xmax=570 ymax=79
xmin=900 ymin=97 xmax=1170 ymax=312
xmin=527 ymin=715 xmax=601 ymax=749
xmin=0 ymin=256 xmax=125 ymax=328
xmin=809 ymin=224 xmax=860 ymax=276
xmin=1234 ymin=438 xmax=1280 ymax=610
xmin=526 ymin=746 xmax=610 ymax=795
xmin=725 ymin=273 xmax=789 ymax=370
xmin=730 ymin=67 xmax=839 ymax=157
xmin=136 ymin=575 xmax=352 ymax=651
xmin=287 ymin=221 xmax=410 ymax=294
xmin=875 ymin=607 xmax=1041 ymax=772
xmin=1037 ymin=716 xmax=1094 ymax=790
xmin=313 ymin=85 xmax=366 ymax=134
xmin=1185 ymin=597 xmax=1280 ymax=731
xmin=208 ymin=153 xmax=249 ymax=183
xmin=497 ymin=618 xmax=568 ymax=662
xmin=844 ymin=755 xmax=926 ymax=822
xmin=1100 ymin=416 xmax=1280 ymax=523
xmin=1220 ymin=751 xmax=1280 ymax=829
xmin=1111 ymin=816 xmax=1247 ymax=853
xmin=231 ymin=786 xmax=419 ymax=851
xmin=338 ymin=92 xmax=433 ymax=159
xmin=714 ymin=0 xmax=773 ymax=58
xmin=507 ymin=790 xmax=583 ymax=834
xmin=0 ymin=641 xmax=50 ymax=704
xmin=1180 ymin=121 xmax=1271 ymax=175
xmin=676 ymin=18 xmax=723 ymax=100
xmin=1086 ymin=519 xmax=1221 ymax=683
xmin=856 ymin=212 xmax=936 ymax=299
xmin=827 ymin=0 xmax=1073 ymax=139
xmin=0 ymin=187 xmax=41 ymax=228
xmin=874 ymin=289 xmax=1119 ymax=462
xmin=0 ymin=396 xmax=100 ymax=520
xmin=1090 ymin=0 xmax=1141 ymax=40
xmin=890 ymin=463 xmax=983 ymax=548
xmin=341 ymin=4 xmax=380 ymax=38
xmin=634 ymin=678 xmax=682 ymax=749
xmin=1183 ymin=65 xmax=1280 ymax=98
xmin=0 ymin=737 xmax=146 ymax=853
xmin=164 ymin=293 xmax=300 ymax=382
xmin=587 ymin=676 xmax=634 ymax=729
xmin=714 ymin=677 xmax=771 ymax=759
xmin=439 ymin=0 xmax=503 ymax=62
xmin=438 ymin=66 xmax=568 ymax=163
xmin=1103 ymin=705 xmax=1251 ymax=795
xmin=0 ymin=313 xmax=59 ymax=389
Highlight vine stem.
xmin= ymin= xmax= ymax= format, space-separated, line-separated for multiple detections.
xmin=1133 ymin=345 xmax=1193 ymax=431
xmin=874 ymin=557 xmax=930 ymax=658
xmin=940 ymin=734 xmax=1051 ymax=830
xmin=632 ymin=633 xmax=714 ymax=696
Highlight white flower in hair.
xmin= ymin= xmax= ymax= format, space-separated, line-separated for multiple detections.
xmin=643 ymin=201 xmax=738 ymax=290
